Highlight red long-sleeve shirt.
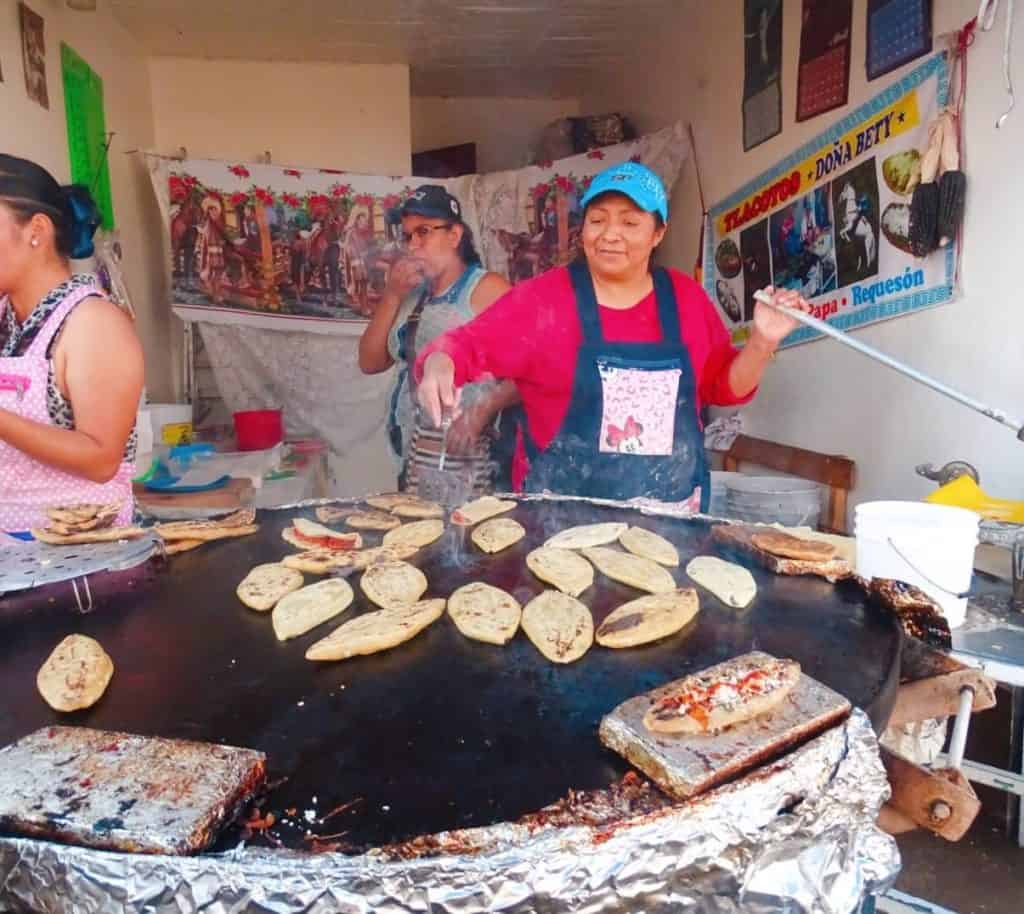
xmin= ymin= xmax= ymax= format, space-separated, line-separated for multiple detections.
xmin=415 ymin=266 xmax=754 ymax=487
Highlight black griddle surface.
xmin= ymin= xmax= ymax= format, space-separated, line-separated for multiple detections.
xmin=0 ymin=501 xmax=900 ymax=851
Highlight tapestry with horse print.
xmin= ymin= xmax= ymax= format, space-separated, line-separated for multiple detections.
xmin=151 ymin=157 xmax=475 ymax=335
xmin=147 ymin=122 xmax=688 ymax=337
xmin=472 ymin=122 xmax=689 ymax=287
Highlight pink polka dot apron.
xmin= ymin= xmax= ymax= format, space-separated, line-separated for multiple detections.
xmin=0 ymin=283 xmax=135 ymax=534
xmin=522 ymin=262 xmax=708 ymax=508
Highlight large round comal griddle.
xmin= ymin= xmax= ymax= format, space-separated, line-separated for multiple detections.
xmin=0 ymin=498 xmax=901 ymax=852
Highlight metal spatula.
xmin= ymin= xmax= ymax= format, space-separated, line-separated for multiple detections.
xmin=415 ymin=407 xmax=473 ymax=507
xmin=754 ymin=290 xmax=1024 ymax=439
xmin=438 ymin=407 xmax=452 ymax=471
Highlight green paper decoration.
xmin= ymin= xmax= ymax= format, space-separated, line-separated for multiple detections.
xmin=61 ymin=43 xmax=114 ymax=230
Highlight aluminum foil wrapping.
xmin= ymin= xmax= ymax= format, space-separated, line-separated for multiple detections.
xmin=260 ymin=492 xmax=706 ymax=520
xmin=0 ymin=710 xmax=898 ymax=914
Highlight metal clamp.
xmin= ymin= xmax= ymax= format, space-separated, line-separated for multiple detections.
xmin=915 ymin=461 xmax=980 ymax=486
xmin=71 ymin=576 xmax=94 ymax=615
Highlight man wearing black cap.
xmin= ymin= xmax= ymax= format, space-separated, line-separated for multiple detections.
xmin=359 ymin=184 xmax=515 ymax=493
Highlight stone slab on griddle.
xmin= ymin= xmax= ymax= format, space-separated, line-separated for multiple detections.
xmin=0 ymin=726 xmax=265 ymax=855
xmin=599 ymin=651 xmax=851 ymax=799
xmin=711 ymin=522 xmax=853 ymax=583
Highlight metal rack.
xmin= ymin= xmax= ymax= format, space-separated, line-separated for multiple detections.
xmin=183 ymin=322 xmax=230 ymax=429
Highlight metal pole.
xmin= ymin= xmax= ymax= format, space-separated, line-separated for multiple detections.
xmin=754 ymin=291 xmax=1024 ymax=438
xmin=947 ymin=687 xmax=976 ymax=770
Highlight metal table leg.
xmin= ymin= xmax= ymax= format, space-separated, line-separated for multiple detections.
xmin=1015 ymin=685 xmax=1024 ymax=847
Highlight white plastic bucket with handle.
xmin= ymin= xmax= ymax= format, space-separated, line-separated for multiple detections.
xmin=854 ymin=501 xmax=980 ymax=628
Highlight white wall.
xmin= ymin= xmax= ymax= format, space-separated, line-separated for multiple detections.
xmin=0 ymin=0 xmax=174 ymax=401
xmin=581 ymin=0 xmax=1024 ymax=514
xmin=411 ymin=96 xmax=580 ymax=173
xmin=148 ymin=58 xmax=412 ymax=174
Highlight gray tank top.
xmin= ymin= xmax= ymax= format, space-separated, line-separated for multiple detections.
xmin=385 ymin=264 xmax=495 ymax=465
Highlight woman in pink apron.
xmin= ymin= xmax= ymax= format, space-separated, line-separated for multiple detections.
xmin=0 ymin=155 xmax=143 ymax=535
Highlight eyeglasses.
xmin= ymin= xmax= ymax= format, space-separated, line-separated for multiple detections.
xmin=402 ymin=224 xmax=452 ymax=245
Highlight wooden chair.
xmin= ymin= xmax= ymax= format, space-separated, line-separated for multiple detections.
xmin=722 ymin=434 xmax=856 ymax=534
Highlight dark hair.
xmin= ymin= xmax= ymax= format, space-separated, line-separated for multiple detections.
xmin=0 ymin=154 xmax=101 ymax=259
xmin=583 ymin=191 xmax=666 ymax=229
xmin=450 ymin=220 xmax=481 ymax=266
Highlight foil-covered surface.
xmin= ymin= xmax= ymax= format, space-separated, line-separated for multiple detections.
xmin=260 ymin=490 xmax=708 ymax=520
xmin=504 ymin=488 xmax=705 ymax=520
xmin=0 ymin=727 xmax=266 ymax=855
xmin=0 ymin=710 xmax=898 ymax=914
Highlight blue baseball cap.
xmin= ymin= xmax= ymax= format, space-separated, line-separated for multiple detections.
xmin=580 ymin=161 xmax=669 ymax=223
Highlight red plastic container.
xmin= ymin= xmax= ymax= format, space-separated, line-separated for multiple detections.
xmin=233 ymin=409 xmax=283 ymax=451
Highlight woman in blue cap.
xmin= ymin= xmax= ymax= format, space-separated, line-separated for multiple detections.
xmin=414 ymin=162 xmax=809 ymax=507
xmin=0 ymin=154 xmax=143 ymax=534
xmin=359 ymin=184 xmax=514 ymax=494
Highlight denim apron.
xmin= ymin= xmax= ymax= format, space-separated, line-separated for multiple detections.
xmin=523 ymin=262 xmax=709 ymax=508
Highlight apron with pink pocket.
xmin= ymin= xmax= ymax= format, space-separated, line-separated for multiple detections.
xmin=0 ymin=284 xmax=135 ymax=534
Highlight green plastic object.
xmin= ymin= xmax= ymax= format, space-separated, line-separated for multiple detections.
xmin=61 ymin=43 xmax=114 ymax=230
xmin=264 ymin=470 xmax=297 ymax=482
xmin=133 ymin=458 xmax=159 ymax=485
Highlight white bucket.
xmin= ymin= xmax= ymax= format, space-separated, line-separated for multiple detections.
xmin=854 ymin=501 xmax=980 ymax=628
xmin=146 ymin=403 xmax=193 ymax=442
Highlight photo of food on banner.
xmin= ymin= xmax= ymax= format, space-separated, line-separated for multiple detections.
xmin=712 ymin=226 xmax=769 ymax=327
xmin=712 ymin=238 xmax=743 ymax=323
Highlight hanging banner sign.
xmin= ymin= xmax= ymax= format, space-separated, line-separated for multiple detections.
xmin=704 ymin=52 xmax=955 ymax=349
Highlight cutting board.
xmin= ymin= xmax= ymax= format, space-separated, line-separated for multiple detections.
xmin=0 ymin=727 xmax=265 ymax=855
xmin=134 ymin=477 xmax=255 ymax=517
xmin=599 ymin=651 xmax=851 ymax=799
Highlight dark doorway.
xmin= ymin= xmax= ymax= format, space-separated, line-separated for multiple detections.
xmin=411 ymin=142 xmax=477 ymax=178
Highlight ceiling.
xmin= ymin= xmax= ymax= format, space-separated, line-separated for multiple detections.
xmin=108 ymin=0 xmax=676 ymax=97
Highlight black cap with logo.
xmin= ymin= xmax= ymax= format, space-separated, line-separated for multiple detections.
xmin=399 ymin=184 xmax=463 ymax=221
